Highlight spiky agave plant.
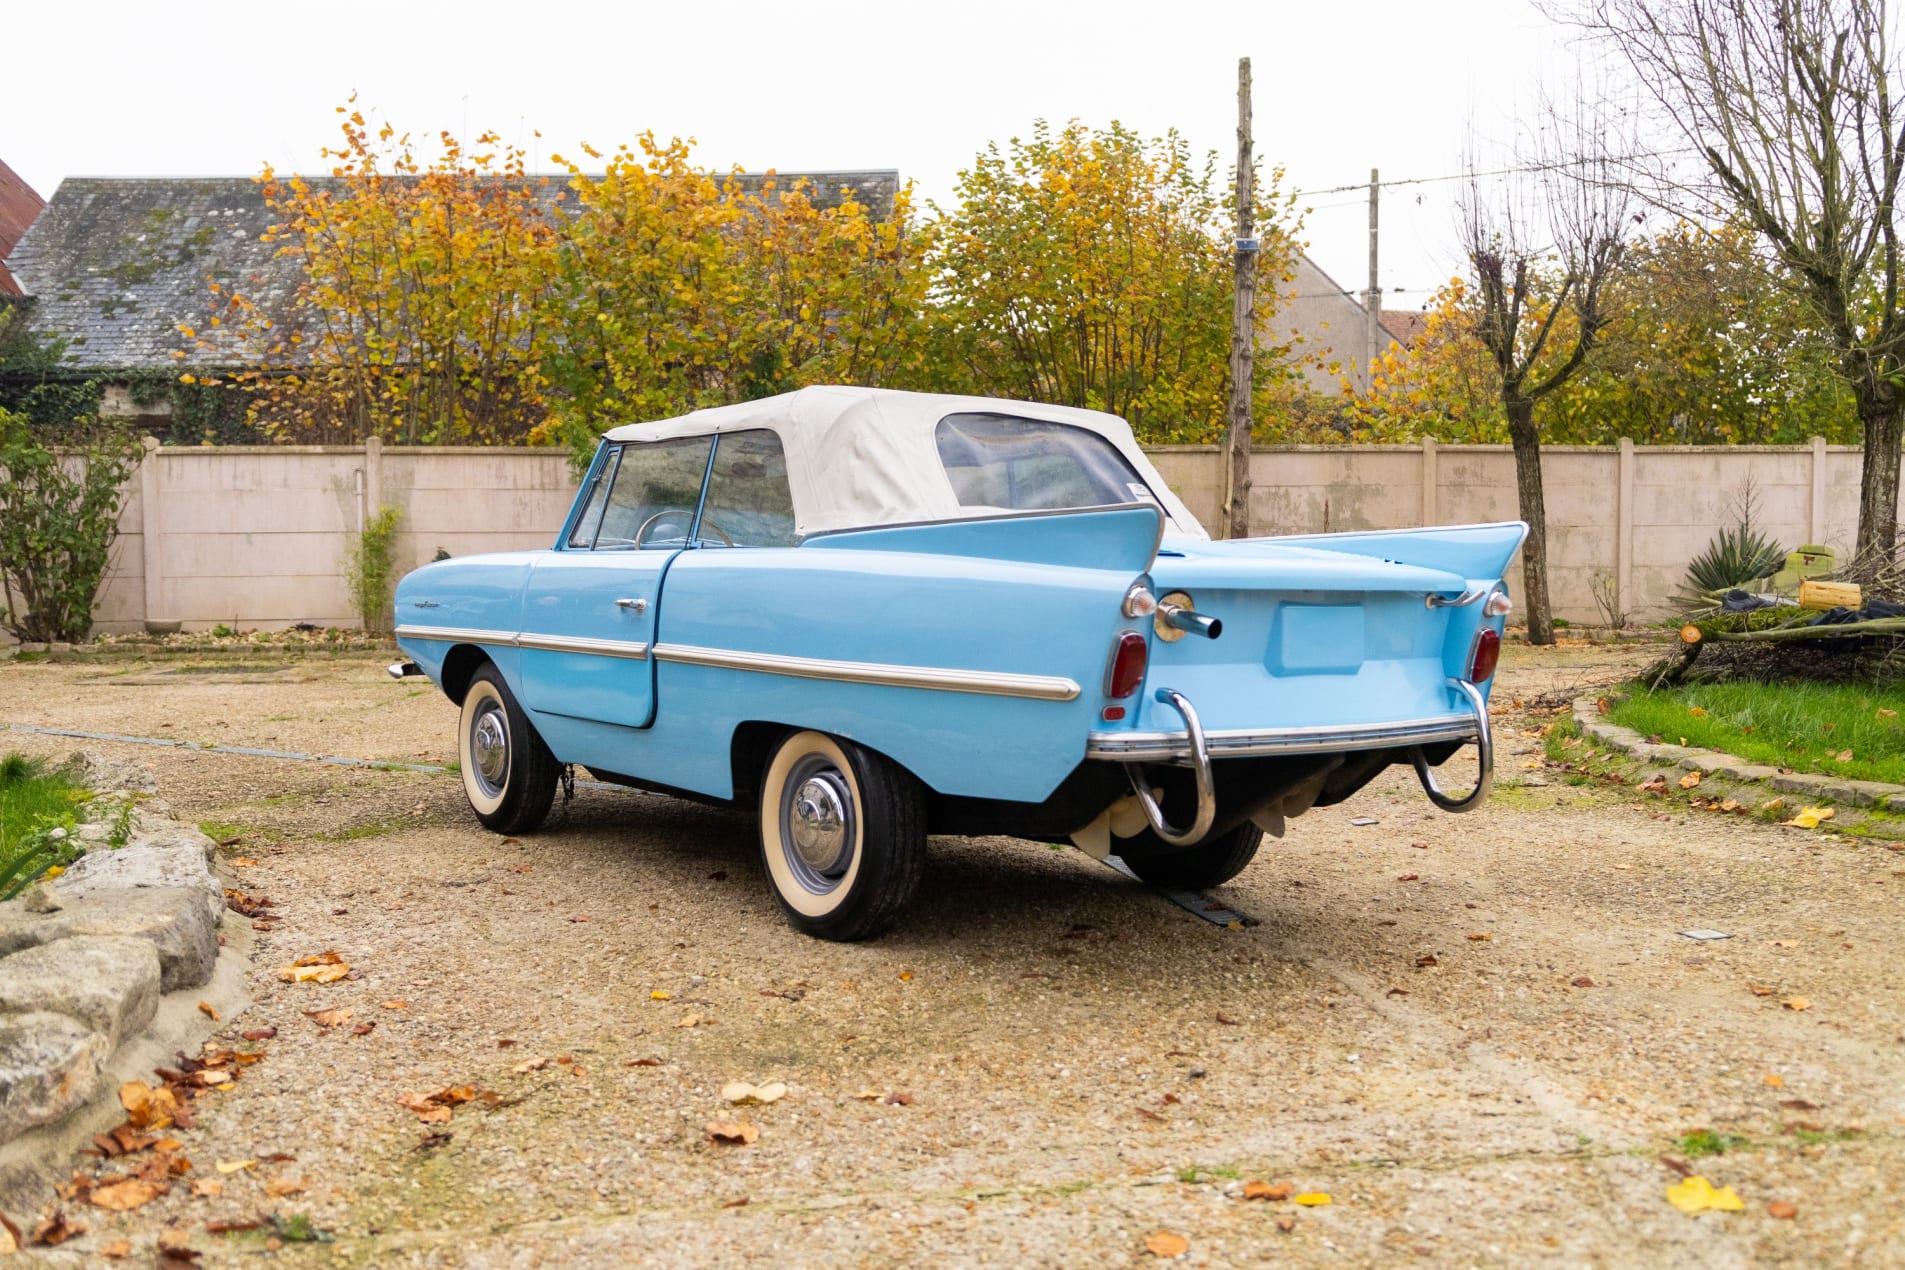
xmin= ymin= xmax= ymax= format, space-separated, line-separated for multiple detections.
xmin=1682 ymin=525 xmax=1786 ymax=600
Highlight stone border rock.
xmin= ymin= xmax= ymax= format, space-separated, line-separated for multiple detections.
xmin=0 ymin=752 xmax=252 ymax=1215
xmin=1572 ymin=697 xmax=1905 ymax=809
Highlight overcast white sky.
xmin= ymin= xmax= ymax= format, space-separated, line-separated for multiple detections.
xmin=4 ymin=0 xmax=1566 ymax=310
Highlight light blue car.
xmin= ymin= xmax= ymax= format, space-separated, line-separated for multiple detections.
xmin=392 ymin=387 xmax=1525 ymax=940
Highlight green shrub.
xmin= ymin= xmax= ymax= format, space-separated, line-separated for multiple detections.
xmin=347 ymin=505 xmax=403 ymax=635
xmin=0 ymin=407 xmax=142 ymax=643
xmin=0 ymin=754 xmax=86 ymax=900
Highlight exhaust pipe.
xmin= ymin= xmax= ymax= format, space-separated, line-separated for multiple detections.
xmin=1157 ymin=602 xmax=1222 ymax=640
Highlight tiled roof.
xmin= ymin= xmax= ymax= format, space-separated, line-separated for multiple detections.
xmin=0 ymin=159 xmax=46 ymax=296
xmin=1380 ymin=307 xmax=1429 ymax=347
xmin=6 ymin=170 xmax=901 ymax=372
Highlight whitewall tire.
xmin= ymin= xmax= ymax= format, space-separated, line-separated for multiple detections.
xmin=758 ymin=731 xmax=924 ymax=941
xmin=458 ymin=664 xmax=559 ymax=834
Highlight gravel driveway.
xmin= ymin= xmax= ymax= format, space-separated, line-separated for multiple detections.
xmin=1 ymin=643 xmax=1900 ymax=1267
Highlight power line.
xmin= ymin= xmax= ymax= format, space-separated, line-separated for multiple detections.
xmin=1290 ymin=149 xmax=1695 ymax=200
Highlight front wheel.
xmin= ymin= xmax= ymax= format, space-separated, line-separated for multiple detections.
xmin=458 ymin=664 xmax=559 ymax=834
xmin=1118 ymin=823 xmax=1263 ymax=890
xmin=758 ymin=731 xmax=925 ymax=941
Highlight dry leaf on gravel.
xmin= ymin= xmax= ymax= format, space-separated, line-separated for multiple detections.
xmin=650 ymin=990 xmax=671 ymax=1000
xmin=352 ymin=1022 xmax=376 ymax=1036
xmin=1679 ymin=771 xmax=1703 ymax=789
xmin=626 ymin=1058 xmax=664 ymax=1068
xmin=196 ymin=1001 xmax=218 ymax=1022
xmin=100 ymin=1239 xmax=132 ymax=1258
xmin=676 ymin=1013 xmax=710 ymax=1028
xmin=1768 ymin=1200 xmax=1798 ymax=1219
xmin=1276 ymin=1217 xmax=1296 ymax=1233
xmin=304 ymin=1008 xmax=351 ymax=1028
xmin=88 ymin=1178 xmax=164 ymax=1211
xmin=1779 ymin=1097 xmax=1820 ymax=1110
xmin=1396 ymin=873 xmax=1419 ymax=882
xmin=1294 ymin=1192 xmax=1332 ymax=1206
xmin=852 ymin=1088 xmax=882 ymax=1100
xmin=721 ymin=1081 xmax=787 ymax=1105
xmin=29 ymin=1210 xmax=83 ymax=1245
xmin=395 ymin=1094 xmax=453 ymax=1124
xmin=263 ymin=1176 xmax=305 ymax=1198
xmin=1665 ymin=1175 xmax=1744 ymax=1214
xmin=1784 ymin=806 xmax=1835 ymax=829
xmin=513 ymin=1056 xmax=550 ymax=1073
xmin=705 ymin=1120 xmax=759 ymax=1145
xmin=1415 ymin=953 xmax=1439 ymax=968
xmin=279 ymin=962 xmax=349 ymax=984
xmin=1782 ymin=996 xmax=1810 ymax=1011
xmin=190 ymin=1178 xmax=222 ymax=1198
xmin=241 ymin=1027 xmax=276 ymax=1041
xmin=1764 ymin=1073 xmax=1785 ymax=1088
xmin=1144 ymin=1230 xmax=1189 ymax=1258
xmin=1215 ymin=1011 xmax=1241 ymax=1026
xmin=1466 ymin=932 xmax=1492 ymax=941
xmin=885 ymin=1091 xmax=915 ymax=1106
xmin=1243 ymin=1181 xmax=1293 ymax=1201
xmin=213 ymin=1160 xmax=254 ymax=1174
xmin=380 ymin=1000 xmax=409 ymax=1010
xmin=1572 ymin=976 xmax=1597 ymax=988
xmin=1638 ymin=775 xmax=1669 ymax=794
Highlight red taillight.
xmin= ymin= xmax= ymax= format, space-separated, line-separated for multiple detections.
xmin=1106 ymin=631 xmax=1148 ymax=699
xmin=1467 ymin=628 xmax=1501 ymax=684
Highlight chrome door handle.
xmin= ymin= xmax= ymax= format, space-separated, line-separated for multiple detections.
xmin=615 ymin=598 xmax=647 ymax=612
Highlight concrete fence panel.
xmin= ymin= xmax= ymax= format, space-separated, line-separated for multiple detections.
xmin=45 ymin=437 xmax=1877 ymax=638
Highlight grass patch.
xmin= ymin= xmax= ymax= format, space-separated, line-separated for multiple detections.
xmin=1611 ymin=681 xmax=1905 ymax=785
xmin=0 ymin=754 xmax=89 ymax=898
xmin=1787 ymin=1126 xmax=1863 ymax=1147
xmin=1676 ymin=1129 xmax=1751 ymax=1157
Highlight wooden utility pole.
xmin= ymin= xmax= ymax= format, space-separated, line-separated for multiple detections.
xmin=1223 ymin=56 xmax=1257 ymax=541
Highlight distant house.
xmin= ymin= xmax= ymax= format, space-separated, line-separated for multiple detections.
xmin=1264 ymin=253 xmax=1411 ymax=395
xmin=0 ymin=159 xmax=45 ymax=297
xmin=2 ymin=171 xmax=901 ymax=434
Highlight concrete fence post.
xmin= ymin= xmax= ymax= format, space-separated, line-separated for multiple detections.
xmin=138 ymin=436 xmax=164 ymax=625
xmin=1616 ymin=438 xmax=1635 ymax=618
xmin=363 ymin=435 xmax=384 ymax=530
xmin=1809 ymin=436 xmax=1828 ymax=545
xmin=1419 ymin=436 xmax=1438 ymax=526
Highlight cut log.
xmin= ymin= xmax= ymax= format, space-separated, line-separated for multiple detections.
xmin=1799 ymin=579 xmax=1863 ymax=611
xmin=1679 ymin=624 xmax=1703 ymax=645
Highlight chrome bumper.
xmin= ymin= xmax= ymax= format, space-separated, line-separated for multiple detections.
xmin=1109 ymin=679 xmax=1495 ymax=846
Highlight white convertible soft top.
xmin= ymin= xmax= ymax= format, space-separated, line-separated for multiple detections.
xmin=601 ymin=386 xmax=1209 ymax=540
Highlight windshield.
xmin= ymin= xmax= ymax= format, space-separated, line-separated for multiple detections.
xmin=934 ymin=413 xmax=1161 ymax=513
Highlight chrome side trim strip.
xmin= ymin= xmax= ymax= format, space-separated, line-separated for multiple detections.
xmin=394 ymin=626 xmax=650 ymax=661
xmin=516 ymin=633 xmax=650 ymax=660
xmin=654 ymin=643 xmax=1080 ymax=702
xmin=394 ymin=624 xmax=518 ymax=646
xmin=1086 ymin=713 xmax=1479 ymax=761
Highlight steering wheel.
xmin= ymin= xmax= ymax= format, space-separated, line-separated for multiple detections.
xmin=635 ymin=509 xmax=734 ymax=548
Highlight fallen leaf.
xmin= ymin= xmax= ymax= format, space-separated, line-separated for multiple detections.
xmin=676 ymin=1013 xmax=705 ymax=1028
xmin=1679 ymin=771 xmax=1703 ymax=789
xmin=705 ymin=1120 xmax=759 ymax=1145
xmin=1779 ymin=1098 xmax=1820 ymax=1111
xmin=1572 ymin=976 xmax=1596 ymax=988
xmin=722 ymin=1195 xmax=750 ymax=1208
xmin=191 ymin=1178 xmax=223 ymax=1198
xmin=1276 ymin=1216 xmax=1296 ymax=1233
xmin=1415 ymin=953 xmax=1439 ymax=968
xmin=214 ymin=1160 xmax=254 ymax=1174
xmin=898 ymin=971 xmax=913 ymax=981
xmin=1665 ymin=1175 xmax=1745 ymax=1214
xmin=28 ymin=1210 xmax=84 ymax=1245
xmin=1385 ymin=986 xmax=1408 ymax=997
xmin=279 ymin=962 xmax=349 ymax=984
xmin=1294 ymin=1192 xmax=1332 ymax=1206
xmin=352 ymin=1022 xmax=376 ymax=1036
xmin=1764 ymin=1073 xmax=1785 ymax=1088
xmin=852 ymin=1088 xmax=883 ymax=1100
xmin=1835 ymin=749 xmax=1853 ymax=762
xmin=513 ymin=1056 xmax=550 ymax=1073
xmin=101 ymin=1239 xmax=132 ymax=1258
xmin=1639 ymin=775 xmax=1669 ymax=794
xmin=1784 ymin=806 xmax=1835 ymax=829
xmin=303 ymin=1008 xmax=351 ymax=1028
xmin=885 ymin=1091 xmax=915 ymax=1106
xmin=1720 ymin=799 xmax=1741 ymax=812
xmin=650 ymin=990 xmax=671 ymax=1001
xmin=231 ymin=856 xmax=259 ymax=867
xmin=1767 ymin=1200 xmax=1798 ymax=1219
xmin=88 ymin=1178 xmax=163 ymax=1211
xmin=1782 ymin=996 xmax=1810 ymax=1011
xmin=1762 ymin=798 xmax=1785 ymax=811
xmin=380 ymin=1000 xmax=409 ymax=1010
xmin=568 ymin=915 xmax=590 ymax=923
xmin=1144 ymin=1230 xmax=1190 ymax=1258
xmin=1243 ymin=1180 xmax=1293 ymax=1201
xmin=196 ymin=1001 xmax=219 ymax=1023
xmin=1687 ymin=706 xmax=1708 ymax=717
xmin=241 ymin=1027 xmax=276 ymax=1040
xmin=1215 ymin=1011 xmax=1241 ymax=1026
xmin=626 ymin=1058 xmax=664 ymax=1068
xmin=1466 ymin=932 xmax=1492 ymax=941
xmin=1396 ymin=873 xmax=1419 ymax=882
xmin=263 ymin=1176 xmax=305 ymax=1198
xmin=396 ymin=1094 xmax=453 ymax=1123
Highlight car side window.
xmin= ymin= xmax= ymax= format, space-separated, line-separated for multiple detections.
xmin=566 ymin=446 xmax=622 ymax=549
xmin=934 ymin=413 xmax=1160 ymax=512
xmin=699 ymin=430 xmax=796 ymax=548
xmin=593 ymin=436 xmax=715 ymax=550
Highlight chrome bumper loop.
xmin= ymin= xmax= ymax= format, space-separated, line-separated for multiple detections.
xmin=1412 ymin=678 xmax=1493 ymax=812
xmin=1122 ymin=687 xmax=1217 ymax=848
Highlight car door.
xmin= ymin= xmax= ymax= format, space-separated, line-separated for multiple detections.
xmin=517 ymin=435 xmax=714 ymax=729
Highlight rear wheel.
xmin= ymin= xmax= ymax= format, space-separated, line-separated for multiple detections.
xmin=458 ymin=664 xmax=560 ymax=834
xmin=758 ymin=731 xmax=924 ymax=941
xmin=1118 ymin=823 xmax=1263 ymax=890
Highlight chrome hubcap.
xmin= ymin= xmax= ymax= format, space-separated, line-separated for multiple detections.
xmin=778 ymin=756 xmax=855 ymax=893
xmin=470 ymin=702 xmax=509 ymax=798
xmin=791 ymin=777 xmax=848 ymax=873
